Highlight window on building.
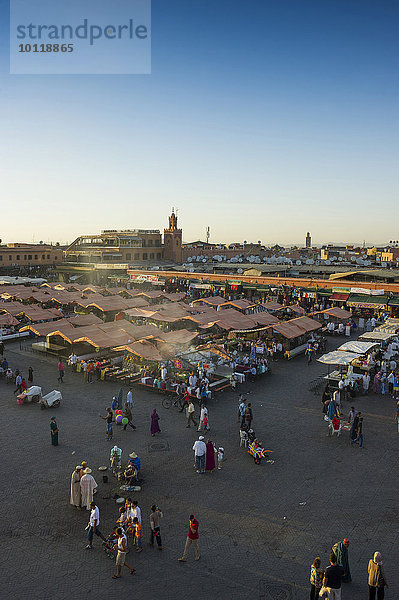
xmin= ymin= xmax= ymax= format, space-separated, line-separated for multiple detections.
xmin=47 ymin=254 xmax=50 ymax=259
xmin=150 ymin=252 xmax=154 ymax=259
xmin=148 ymin=239 xmax=153 ymax=247
xmin=157 ymin=253 xmax=161 ymax=259
xmin=134 ymin=253 xmax=140 ymax=260
xmin=24 ymin=255 xmax=27 ymax=260
xmin=142 ymin=240 xmax=146 ymax=247
xmin=17 ymin=255 xmax=20 ymax=260
xmin=0 ymin=256 xmax=2 ymax=261
xmin=142 ymin=253 xmax=148 ymax=260
xmin=126 ymin=253 xmax=131 ymax=260
xmin=42 ymin=254 xmax=45 ymax=259
xmin=34 ymin=254 xmax=38 ymax=259
xmin=9 ymin=255 xmax=12 ymax=260
xmin=55 ymin=256 xmax=58 ymax=260
xmin=28 ymin=255 xmax=32 ymax=260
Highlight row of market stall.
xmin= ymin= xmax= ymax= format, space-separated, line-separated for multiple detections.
xmin=317 ymin=318 xmax=399 ymax=390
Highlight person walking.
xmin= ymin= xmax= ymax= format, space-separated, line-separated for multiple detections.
xmin=70 ymin=466 xmax=82 ymax=510
xmin=57 ymin=359 xmax=64 ymax=383
xmin=99 ymin=407 xmax=114 ymax=441
xmin=85 ymin=501 xmax=107 ymax=549
xmin=368 ymin=552 xmax=388 ymax=599
xmin=112 ymin=527 xmax=135 ymax=577
xmin=80 ymin=468 xmax=98 ymax=510
xmin=238 ymin=398 xmax=247 ymax=427
xmin=322 ymin=553 xmax=344 ymax=599
xmin=193 ymin=436 xmax=206 ymax=474
xmin=186 ymin=400 xmax=197 ymax=428
xmin=198 ymin=405 xmax=208 ymax=431
xmin=351 ymin=417 xmax=364 ymax=448
xmin=217 ymin=447 xmax=224 ymax=470
xmin=149 ymin=504 xmax=163 ymax=549
xmin=205 ymin=439 xmax=216 ymax=473
xmin=332 ymin=539 xmax=351 ymax=582
xmin=150 ymin=408 xmax=161 ymax=436
xmin=126 ymin=388 xmax=133 ymax=410
xmin=50 ymin=416 xmax=59 ymax=446
xmin=13 ymin=373 xmax=22 ymax=394
xmin=309 ymin=556 xmax=324 ymax=600
xmin=123 ymin=403 xmax=136 ymax=431
xmin=178 ymin=514 xmax=200 ymax=562
xmin=245 ymin=403 xmax=253 ymax=429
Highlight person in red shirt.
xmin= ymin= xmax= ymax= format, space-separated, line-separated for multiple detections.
xmin=178 ymin=514 xmax=200 ymax=562
xmin=21 ymin=378 xmax=27 ymax=392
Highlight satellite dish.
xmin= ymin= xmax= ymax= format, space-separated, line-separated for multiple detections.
xmin=338 ymin=257 xmax=343 ymax=261
xmin=325 ymin=260 xmax=331 ymax=265
xmin=237 ymin=268 xmax=243 ymax=274
xmin=296 ymin=260 xmax=301 ymax=265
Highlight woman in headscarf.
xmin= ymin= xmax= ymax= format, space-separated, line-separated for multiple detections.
xmin=368 ymin=552 xmax=388 ymax=599
xmin=150 ymin=408 xmax=161 ymax=436
xmin=205 ymin=439 xmax=216 ymax=472
xmin=70 ymin=466 xmax=82 ymax=509
xmin=373 ymin=372 xmax=381 ymax=394
xmin=332 ymin=538 xmax=351 ymax=582
xmin=50 ymin=417 xmax=59 ymax=446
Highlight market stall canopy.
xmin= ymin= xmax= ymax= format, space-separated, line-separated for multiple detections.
xmin=347 ymin=294 xmax=389 ymax=309
xmin=0 ymin=314 xmax=20 ymax=327
xmin=17 ymin=307 xmax=61 ymax=322
xmin=251 ymin=312 xmax=280 ymax=327
xmin=122 ymin=307 xmax=158 ymax=319
xmin=317 ymin=351 xmax=360 ymax=365
xmin=321 ymin=307 xmax=352 ymax=320
xmin=0 ymin=301 xmax=28 ymax=315
xmin=271 ymin=321 xmax=307 ymax=339
xmin=20 ymin=320 xmax=75 ymax=336
xmin=114 ymin=340 xmax=163 ymax=361
xmin=221 ymin=299 xmax=257 ymax=311
xmin=66 ymin=314 xmax=104 ymax=327
xmin=289 ymin=316 xmax=322 ymax=333
xmin=286 ymin=305 xmax=306 ymax=315
xmin=330 ymin=292 xmax=350 ymax=301
xmin=358 ymin=331 xmax=395 ymax=342
xmin=257 ymin=301 xmax=284 ymax=312
xmin=210 ymin=308 xmax=258 ymax=331
xmin=192 ymin=296 xmax=226 ymax=307
xmin=337 ymin=341 xmax=378 ymax=354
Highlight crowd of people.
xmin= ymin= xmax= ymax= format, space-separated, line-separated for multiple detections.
xmin=309 ymin=540 xmax=388 ymax=599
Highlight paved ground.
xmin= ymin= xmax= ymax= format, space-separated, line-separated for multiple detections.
xmin=0 ymin=335 xmax=397 ymax=600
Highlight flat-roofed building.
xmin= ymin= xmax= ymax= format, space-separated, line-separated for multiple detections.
xmin=0 ymin=243 xmax=63 ymax=267
xmin=64 ymin=229 xmax=164 ymax=264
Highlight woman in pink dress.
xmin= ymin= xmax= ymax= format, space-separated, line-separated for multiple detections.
xmin=150 ymin=408 xmax=161 ymax=436
xmin=205 ymin=440 xmax=216 ymax=472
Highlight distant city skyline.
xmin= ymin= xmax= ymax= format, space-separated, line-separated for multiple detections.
xmin=0 ymin=0 xmax=398 ymax=244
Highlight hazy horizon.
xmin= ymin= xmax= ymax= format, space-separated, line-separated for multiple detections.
xmin=1 ymin=0 xmax=398 ymax=244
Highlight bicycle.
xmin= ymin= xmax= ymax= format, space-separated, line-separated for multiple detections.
xmin=162 ymin=396 xmax=183 ymax=410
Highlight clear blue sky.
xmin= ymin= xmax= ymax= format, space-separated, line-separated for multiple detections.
xmin=1 ymin=0 xmax=398 ymax=246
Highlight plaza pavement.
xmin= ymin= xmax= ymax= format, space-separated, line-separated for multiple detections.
xmin=0 ymin=335 xmax=397 ymax=600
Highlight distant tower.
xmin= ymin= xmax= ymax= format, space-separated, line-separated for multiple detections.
xmin=206 ymin=227 xmax=210 ymax=244
xmin=164 ymin=208 xmax=182 ymax=263
xmin=305 ymin=232 xmax=311 ymax=249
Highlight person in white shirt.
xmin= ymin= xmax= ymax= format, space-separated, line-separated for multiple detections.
xmin=333 ymin=389 xmax=341 ymax=411
xmin=371 ymin=317 xmax=376 ymax=328
xmin=131 ymin=500 xmax=141 ymax=523
xmin=389 ymin=359 xmax=397 ymax=372
xmin=387 ymin=371 xmax=395 ymax=395
xmin=86 ymin=502 xmax=106 ymax=549
xmin=197 ymin=405 xmax=208 ymax=431
xmin=160 ymin=366 xmax=167 ymax=381
xmin=338 ymin=323 xmax=344 ymax=334
xmin=362 ymin=372 xmax=370 ymax=395
xmin=126 ymin=388 xmax=133 ymax=410
xmin=192 ymin=436 xmax=206 ymax=473
xmin=381 ymin=360 xmax=387 ymax=373
xmin=347 ymin=407 xmax=357 ymax=425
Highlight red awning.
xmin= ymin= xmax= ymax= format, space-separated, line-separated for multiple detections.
xmin=330 ymin=293 xmax=349 ymax=301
